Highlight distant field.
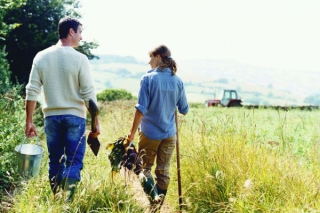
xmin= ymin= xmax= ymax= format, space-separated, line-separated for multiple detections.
xmin=89 ymin=56 xmax=313 ymax=106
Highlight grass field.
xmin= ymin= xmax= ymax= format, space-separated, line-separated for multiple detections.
xmin=3 ymin=101 xmax=320 ymax=212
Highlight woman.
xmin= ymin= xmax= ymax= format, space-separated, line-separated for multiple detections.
xmin=128 ymin=45 xmax=189 ymax=211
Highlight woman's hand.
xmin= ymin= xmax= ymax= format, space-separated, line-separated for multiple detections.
xmin=127 ymin=133 xmax=134 ymax=142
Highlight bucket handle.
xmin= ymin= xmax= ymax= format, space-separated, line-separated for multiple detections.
xmin=18 ymin=136 xmax=42 ymax=153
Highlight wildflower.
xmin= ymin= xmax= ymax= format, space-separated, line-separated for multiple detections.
xmin=244 ymin=179 xmax=252 ymax=189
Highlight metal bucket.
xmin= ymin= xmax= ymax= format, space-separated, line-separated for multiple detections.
xmin=15 ymin=137 xmax=44 ymax=178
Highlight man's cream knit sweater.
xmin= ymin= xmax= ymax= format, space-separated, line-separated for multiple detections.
xmin=26 ymin=45 xmax=97 ymax=119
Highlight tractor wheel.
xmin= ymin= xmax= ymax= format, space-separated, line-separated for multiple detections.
xmin=229 ymin=101 xmax=242 ymax=107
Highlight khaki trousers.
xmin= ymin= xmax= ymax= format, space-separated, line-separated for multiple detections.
xmin=138 ymin=131 xmax=176 ymax=190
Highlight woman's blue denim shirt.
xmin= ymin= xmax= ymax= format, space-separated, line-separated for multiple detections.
xmin=135 ymin=67 xmax=189 ymax=140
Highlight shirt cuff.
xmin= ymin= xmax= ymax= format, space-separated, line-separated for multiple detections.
xmin=135 ymin=104 xmax=147 ymax=115
xmin=25 ymin=94 xmax=39 ymax=101
xmin=179 ymin=106 xmax=189 ymax=114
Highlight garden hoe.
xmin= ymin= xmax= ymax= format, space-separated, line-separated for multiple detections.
xmin=175 ymin=110 xmax=183 ymax=212
xmin=87 ymin=99 xmax=100 ymax=156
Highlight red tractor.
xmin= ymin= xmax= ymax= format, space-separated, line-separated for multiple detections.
xmin=205 ymin=89 xmax=242 ymax=107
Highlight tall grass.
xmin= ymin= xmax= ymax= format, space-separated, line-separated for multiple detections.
xmin=173 ymin=107 xmax=320 ymax=212
xmin=5 ymin=102 xmax=320 ymax=212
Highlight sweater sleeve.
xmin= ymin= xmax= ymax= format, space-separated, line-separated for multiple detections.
xmin=78 ymin=54 xmax=97 ymax=104
xmin=26 ymin=54 xmax=42 ymax=101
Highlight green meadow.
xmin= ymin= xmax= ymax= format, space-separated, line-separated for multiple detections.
xmin=2 ymin=101 xmax=320 ymax=212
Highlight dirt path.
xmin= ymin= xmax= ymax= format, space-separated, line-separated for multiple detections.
xmin=120 ymin=169 xmax=172 ymax=213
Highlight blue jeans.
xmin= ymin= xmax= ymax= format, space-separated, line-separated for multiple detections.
xmin=44 ymin=115 xmax=86 ymax=182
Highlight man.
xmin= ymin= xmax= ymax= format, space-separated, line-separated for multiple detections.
xmin=25 ymin=16 xmax=100 ymax=201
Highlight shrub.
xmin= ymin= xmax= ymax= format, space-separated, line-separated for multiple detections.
xmin=97 ymin=88 xmax=136 ymax=102
xmin=0 ymin=86 xmax=44 ymax=201
xmin=0 ymin=47 xmax=13 ymax=95
xmin=0 ymin=88 xmax=25 ymax=200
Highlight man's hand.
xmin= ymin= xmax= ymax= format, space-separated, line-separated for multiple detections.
xmin=89 ymin=123 xmax=100 ymax=138
xmin=25 ymin=100 xmax=37 ymax=137
xmin=25 ymin=122 xmax=37 ymax=137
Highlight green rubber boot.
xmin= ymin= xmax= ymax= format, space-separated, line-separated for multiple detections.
xmin=61 ymin=178 xmax=79 ymax=202
xmin=157 ymin=187 xmax=167 ymax=206
xmin=49 ymin=177 xmax=61 ymax=195
xmin=150 ymin=187 xmax=167 ymax=213
xmin=138 ymin=172 xmax=159 ymax=203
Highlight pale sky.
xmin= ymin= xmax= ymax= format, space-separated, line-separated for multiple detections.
xmin=79 ymin=0 xmax=320 ymax=71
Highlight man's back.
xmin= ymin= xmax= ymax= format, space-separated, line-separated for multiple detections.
xmin=26 ymin=45 xmax=95 ymax=118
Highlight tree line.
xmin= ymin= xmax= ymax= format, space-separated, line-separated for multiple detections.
xmin=0 ymin=0 xmax=100 ymax=202
xmin=0 ymin=0 xmax=98 ymax=93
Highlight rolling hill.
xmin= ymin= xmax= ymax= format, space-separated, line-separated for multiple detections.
xmin=89 ymin=54 xmax=319 ymax=106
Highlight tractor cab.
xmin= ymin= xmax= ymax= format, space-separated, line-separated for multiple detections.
xmin=205 ymin=89 xmax=242 ymax=107
xmin=220 ymin=90 xmax=241 ymax=106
